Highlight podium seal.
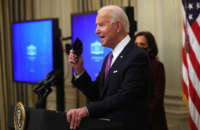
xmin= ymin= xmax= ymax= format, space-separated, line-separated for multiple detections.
xmin=14 ymin=102 xmax=26 ymax=130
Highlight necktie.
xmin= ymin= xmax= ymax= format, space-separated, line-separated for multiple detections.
xmin=105 ymin=52 xmax=113 ymax=78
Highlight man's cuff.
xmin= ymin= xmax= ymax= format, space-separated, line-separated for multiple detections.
xmin=84 ymin=106 xmax=89 ymax=116
xmin=74 ymin=70 xmax=85 ymax=79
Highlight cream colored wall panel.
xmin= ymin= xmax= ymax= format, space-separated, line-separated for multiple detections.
xmin=46 ymin=87 xmax=57 ymax=110
xmin=135 ymin=0 xmax=156 ymax=32
xmin=158 ymin=0 xmax=182 ymax=94
xmin=64 ymin=85 xmax=78 ymax=111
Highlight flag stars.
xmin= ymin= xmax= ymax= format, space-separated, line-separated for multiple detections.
xmin=188 ymin=14 xmax=193 ymax=20
xmin=188 ymin=3 xmax=193 ymax=10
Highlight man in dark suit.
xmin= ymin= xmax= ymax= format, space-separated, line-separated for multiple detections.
xmin=67 ymin=5 xmax=151 ymax=130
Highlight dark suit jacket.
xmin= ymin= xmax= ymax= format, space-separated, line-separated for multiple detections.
xmin=72 ymin=41 xmax=151 ymax=129
xmin=150 ymin=59 xmax=168 ymax=130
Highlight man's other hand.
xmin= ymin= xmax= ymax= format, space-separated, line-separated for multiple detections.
xmin=66 ymin=107 xmax=88 ymax=129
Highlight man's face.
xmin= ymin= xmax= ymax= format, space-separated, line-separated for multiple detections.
xmin=96 ymin=10 xmax=118 ymax=48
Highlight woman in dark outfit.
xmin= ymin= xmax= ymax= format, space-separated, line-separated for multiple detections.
xmin=134 ymin=31 xmax=168 ymax=130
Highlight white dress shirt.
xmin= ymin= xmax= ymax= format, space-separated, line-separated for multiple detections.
xmin=110 ymin=35 xmax=131 ymax=67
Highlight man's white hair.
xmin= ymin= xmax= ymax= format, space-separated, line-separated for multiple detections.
xmin=98 ymin=5 xmax=130 ymax=33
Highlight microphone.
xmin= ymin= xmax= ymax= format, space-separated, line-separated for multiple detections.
xmin=33 ymin=70 xmax=61 ymax=93
xmin=43 ymin=70 xmax=60 ymax=86
xmin=65 ymin=37 xmax=83 ymax=56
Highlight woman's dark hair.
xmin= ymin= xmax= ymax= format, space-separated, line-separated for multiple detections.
xmin=134 ymin=31 xmax=158 ymax=59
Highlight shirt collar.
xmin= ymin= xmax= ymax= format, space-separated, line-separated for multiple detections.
xmin=111 ymin=35 xmax=131 ymax=65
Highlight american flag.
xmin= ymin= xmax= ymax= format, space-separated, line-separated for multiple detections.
xmin=182 ymin=0 xmax=200 ymax=129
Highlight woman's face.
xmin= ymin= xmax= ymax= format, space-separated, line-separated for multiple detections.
xmin=135 ymin=35 xmax=149 ymax=49
xmin=135 ymin=35 xmax=151 ymax=53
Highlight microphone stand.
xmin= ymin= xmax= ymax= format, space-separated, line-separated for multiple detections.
xmin=33 ymin=71 xmax=59 ymax=109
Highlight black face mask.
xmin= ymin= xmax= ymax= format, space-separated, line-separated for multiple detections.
xmin=143 ymin=48 xmax=151 ymax=57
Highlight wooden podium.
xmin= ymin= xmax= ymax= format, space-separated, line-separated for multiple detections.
xmin=8 ymin=103 xmax=123 ymax=130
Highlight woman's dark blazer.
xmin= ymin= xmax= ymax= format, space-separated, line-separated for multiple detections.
xmin=150 ymin=59 xmax=168 ymax=130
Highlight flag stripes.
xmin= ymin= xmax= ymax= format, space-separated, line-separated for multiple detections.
xmin=182 ymin=0 xmax=200 ymax=129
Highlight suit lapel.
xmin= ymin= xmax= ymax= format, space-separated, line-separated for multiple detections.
xmin=100 ymin=41 xmax=133 ymax=98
